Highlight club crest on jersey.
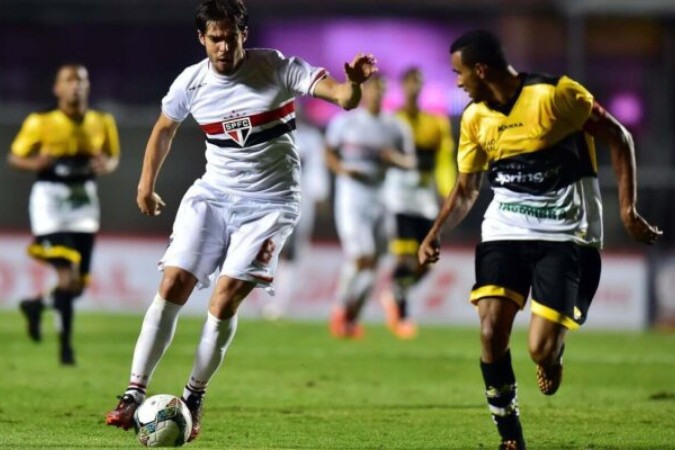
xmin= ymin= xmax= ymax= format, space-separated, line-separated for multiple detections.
xmin=222 ymin=117 xmax=252 ymax=146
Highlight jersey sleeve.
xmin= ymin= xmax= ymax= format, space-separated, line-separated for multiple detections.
xmin=10 ymin=113 xmax=43 ymax=157
xmin=457 ymin=110 xmax=488 ymax=173
xmin=277 ymin=52 xmax=328 ymax=97
xmin=161 ymin=70 xmax=192 ymax=123
xmin=102 ymin=113 xmax=121 ymax=158
xmin=553 ymin=76 xmax=594 ymax=131
xmin=434 ymin=114 xmax=457 ymax=196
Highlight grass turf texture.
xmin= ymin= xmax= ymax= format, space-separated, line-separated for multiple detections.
xmin=1 ymin=310 xmax=674 ymax=449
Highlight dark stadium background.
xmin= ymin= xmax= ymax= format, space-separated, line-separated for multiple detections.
xmin=0 ymin=0 xmax=673 ymax=323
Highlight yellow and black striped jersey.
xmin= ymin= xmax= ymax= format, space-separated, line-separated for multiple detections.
xmin=396 ymin=109 xmax=456 ymax=196
xmin=457 ymin=73 xmax=602 ymax=247
xmin=11 ymin=108 xmax=120 ymax=182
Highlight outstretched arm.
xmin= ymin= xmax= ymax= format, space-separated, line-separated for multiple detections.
xmin=584 ymin=103 xmax=661 ymax=244
xmin=418 ymin=172 xmax=482 ymax=265
xmin=136 ymin=112 xmax=180 ymax=216
xmin=313 ymin=53 xmax=378 ymax=110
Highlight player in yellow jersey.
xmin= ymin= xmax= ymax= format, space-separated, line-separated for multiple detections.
xmin=382 ymin=67 xmax=456 ymax=339
xmin=418 ymin=31 xmax=661 ymax=450
xmin=8 ymin=64 xmax=120 ymax=365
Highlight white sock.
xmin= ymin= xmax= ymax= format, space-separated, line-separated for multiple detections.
xmin=336 ymin=262 xmax=359 ymax=305
xmin=184 ymin=313 xmax=238 ymax=395
xmin=348 ymin=268 xmax=376 ymax=314
xmin=127 ymin=294 xmax=182 ymax=400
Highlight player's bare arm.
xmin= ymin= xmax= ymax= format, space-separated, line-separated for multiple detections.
xmin=418 ymin=172 xmax=482 ymax=265
xmin=583 ymin=102 xmax=662 ymax=244
xmin=313 ymin=53 xmax=378 ymax=110
xmin=325 ymin=145 xmax=369 ymax=182
xmin=380 ymin=147 xmax=416 ymax=170
xmin=136 ymin=113 xmax=180 ymax=216
xmin=91 ymin=154 xmax=119 ymax=176
xmin=7 ymin=153 xmax=55 ymax=172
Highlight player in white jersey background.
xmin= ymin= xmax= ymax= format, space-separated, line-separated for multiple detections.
xmin=105 ymin=0 xmax=378 ymax=441
xmin=325 ymin=74 xmax=415 ymax=339
xmin=261 ymin=106 xmax=329 ymax=320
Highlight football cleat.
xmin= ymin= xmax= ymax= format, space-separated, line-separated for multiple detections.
xmin=182 ymin=394 xmax=204 ymax=442
xmin=105 ymin=394 xmax=140 ymax=430
xmin=499 ymin=439 xmax=526 ymax=450
xmin=19 ymin=298 xmax=44 ymax=342
xmin=329 ymin=308 xmax=364 ymax=339
xmin=536 ymin=344 xmax=565 ymax=396
xmin=380 ymin=293 xmax=418 ymax=340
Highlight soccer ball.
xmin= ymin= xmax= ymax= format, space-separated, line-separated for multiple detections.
xmin=134 ymin=394 xmax=192 ymax=447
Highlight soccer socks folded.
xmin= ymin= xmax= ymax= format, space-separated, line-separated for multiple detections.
xmin=185 ymin=312 xmax=238 ymax=392
xmin=480 ymin=349 xmax=524 ymax=444
xmin=127 ymin=294 xmax=182 ymax=399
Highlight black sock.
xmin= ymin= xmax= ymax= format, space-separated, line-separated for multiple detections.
xmin=480 ymin=349 xmax=524 ymax=443
xmin=392 ymin=265 xmax=415 ymax=319
xmin=53 ymin=289 xmax=75 ymax=348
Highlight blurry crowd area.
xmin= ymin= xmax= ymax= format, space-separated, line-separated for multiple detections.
xmin=0 ymin=0 xmax=673 ymax=251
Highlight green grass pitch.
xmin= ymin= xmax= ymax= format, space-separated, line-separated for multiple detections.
xmin=1 ymin=310 xmax=674 ymax=449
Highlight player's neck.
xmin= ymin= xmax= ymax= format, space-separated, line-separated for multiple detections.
xmin=366 ymin=104 xmax=381 ymax=115
xmin=488 ymin=68 xmax=521 ymax=106
xmin=59 ymin=101 xmax=87 ymax=119
xmin=402 ymin=99 xmax=419 ymax=115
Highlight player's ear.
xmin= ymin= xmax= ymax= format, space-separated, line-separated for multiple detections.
xmin=241 ymin=27 xmax=248 ymax=43
xmin=474 ymin=63 xmax=488 ymax=80
xmin=197 ymin=30 xmax=206 ymax=47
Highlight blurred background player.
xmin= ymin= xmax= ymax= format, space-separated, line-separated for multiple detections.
xmin=104 ymin=0 xmax=378 ymax=441
xmin=381 ymin=66 xmax=456 ymax=339
xmin=261 ymin=106 xmax=329 ymax=320
xmin=419 ymin=30 xmax=662 ymax=449
xmin=326 ymin=74 xmax=415 ymax=338
xmin=8 ymin=63 xmax=120 ymax=365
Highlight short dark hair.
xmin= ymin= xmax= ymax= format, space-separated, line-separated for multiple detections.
xmin=195 ymin=0 xmax=248 ymax=34
xmin=449 ymin=30 xmax=508 ymax=70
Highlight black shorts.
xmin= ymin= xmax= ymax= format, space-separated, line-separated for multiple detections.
xmin=27 ymin=232 xmax=96 ymax=280
xmin=471 ymin=240 xmax=601 ymax=329
xmin=389 ymin=213 xmax=434 ymax=256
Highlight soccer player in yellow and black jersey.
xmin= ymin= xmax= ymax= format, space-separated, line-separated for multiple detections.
xmin=418 ymin=30 xmax=661 ymax=450
xmin=382 ymin=67 xmax=456 ymax=339
xmin=8 ymin=63 xmax=120 ymax=365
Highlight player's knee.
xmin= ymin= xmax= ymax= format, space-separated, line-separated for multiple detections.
xmin=159 ymin=268 xmax=197 ymax=302
xmin=528 ymin=338 xmax=557 ymax=365
xmin=479 ymin=319 xmax=509 ymax=358
xmin=355 ymin=256 xmax=377 ymax=270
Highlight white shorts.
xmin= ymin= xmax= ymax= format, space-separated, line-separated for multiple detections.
xmin=334 ymin=177 xmax=388 ymax=259
xmin=29 ymin=180 xmax=100 ymax=236
xmin=160 ymin=180 xmax=300 ymax=291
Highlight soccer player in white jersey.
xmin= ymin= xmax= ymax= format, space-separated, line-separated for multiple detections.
xmin=262 ymin=111 xmax=329 ymax=320
xmin=418 ymin=30 xmax=661 ymax=449
xmin=105 ymin=0 xmax=378 ymax=440
xmin=325 ymin=74 xmax=415 ymax=339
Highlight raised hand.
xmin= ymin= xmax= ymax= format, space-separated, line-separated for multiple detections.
xmin=344 ymin=53 xmax=378 ymax=85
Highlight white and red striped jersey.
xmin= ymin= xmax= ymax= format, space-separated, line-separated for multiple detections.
xmin=162 ymin=48 xmax=327 ymax=198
